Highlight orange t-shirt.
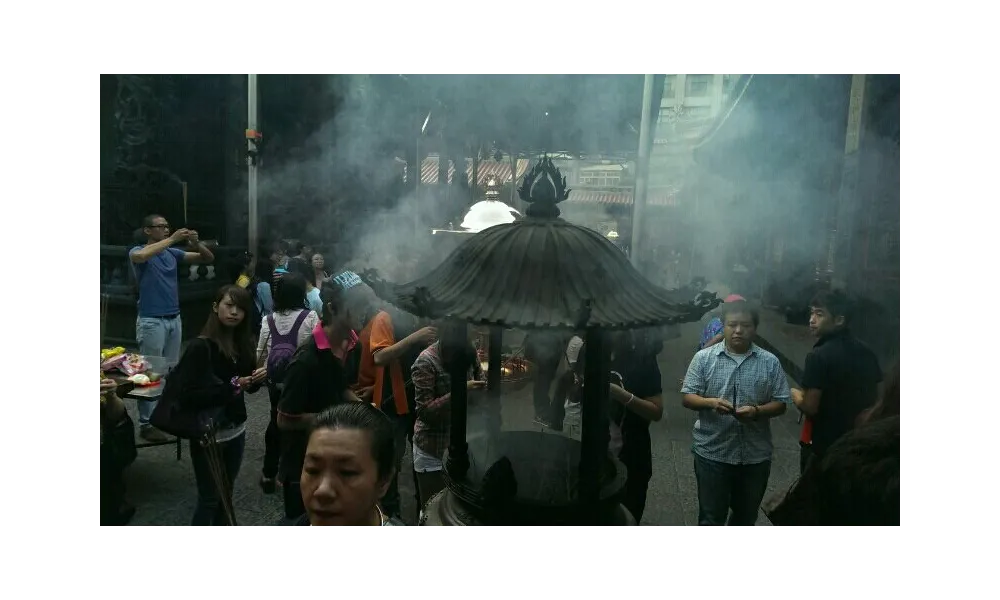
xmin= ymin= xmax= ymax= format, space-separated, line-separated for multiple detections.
xmin=356 ymin=311 xmax=409 ymax=416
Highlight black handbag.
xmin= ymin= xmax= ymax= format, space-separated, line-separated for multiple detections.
xmin=150 ymin=340 xmax=229 ymax=440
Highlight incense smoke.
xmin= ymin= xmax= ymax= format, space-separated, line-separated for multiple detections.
xmin=256 ymin=75 xmax=644 ymax=282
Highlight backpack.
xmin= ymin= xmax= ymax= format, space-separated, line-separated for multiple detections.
xmin=266 ymin=310 xmax=310 ymax=384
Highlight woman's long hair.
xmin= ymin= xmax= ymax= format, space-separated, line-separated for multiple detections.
xmin=200 ymin=285 xmax=256 ymax=373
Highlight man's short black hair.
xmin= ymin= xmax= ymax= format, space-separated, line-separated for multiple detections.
xmin=142 ymin=214 xmax=165 ymax=228
xmin=293 ymin=241 xmax=307 ymax=255
xmin=810 ymin=289 xmax=852 ymax=323
xmin=720 ymin=301 xmax=759 ymax=327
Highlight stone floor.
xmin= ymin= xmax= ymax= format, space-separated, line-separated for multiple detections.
xmin=121 ymin=321 xmax=803 ymax=526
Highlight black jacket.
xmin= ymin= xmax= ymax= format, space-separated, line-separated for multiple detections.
xmin=167 ymin=337 xmax=258 ymax=429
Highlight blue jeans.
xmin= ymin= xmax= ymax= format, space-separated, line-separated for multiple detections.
xmin=692 ymin=452 xmax=771 ymax=526
xmin=190 ymin=432 xmax=245 ymax=526
xmin=135 ymin=315 xmax=182 ymax=426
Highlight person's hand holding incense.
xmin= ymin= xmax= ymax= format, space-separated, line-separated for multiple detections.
xmin=734 ymin=405 xmax=758 ymax=422
xmin=711 ymin=398 xmax=734 ymax=415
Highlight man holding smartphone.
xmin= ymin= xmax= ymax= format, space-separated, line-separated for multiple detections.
xmin=129 ymin=214 xmax=214 ymax=442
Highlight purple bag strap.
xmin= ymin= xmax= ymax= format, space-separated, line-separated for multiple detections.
xmin=289 ymin=309 xmax=310 ymax=335
xmin=269 ymin=310 xmax=310 ymax=344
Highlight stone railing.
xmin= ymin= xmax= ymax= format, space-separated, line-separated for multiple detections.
xmin=100 ymin=244 xmax=247 ymax=347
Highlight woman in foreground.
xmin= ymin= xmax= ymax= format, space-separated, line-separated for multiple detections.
xmin=288 ymin=402 xmax=405 ymax=526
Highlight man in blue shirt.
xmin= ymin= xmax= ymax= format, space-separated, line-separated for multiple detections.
xmin=129 ymin=214 xmax=214 ymax=442
xmin=681 ymin=301 xmax=791 ymax=525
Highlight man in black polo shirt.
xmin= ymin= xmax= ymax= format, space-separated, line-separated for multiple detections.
xmin=792 ymin=290 xmax=882 ymax=473
xmin=277 ymin=285 xmax=360 ymax=521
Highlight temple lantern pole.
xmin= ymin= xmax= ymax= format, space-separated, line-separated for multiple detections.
xmin=247 ymin=74 xmax=260 ymax=253
xmin=630 ymin=74 xmax=656 ymax=270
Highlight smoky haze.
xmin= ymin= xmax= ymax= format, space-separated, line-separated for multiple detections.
xmin=257 ymin=74 xmax=898 ymax=330
xmin=643 ymin=74 xmax=902 ymax=328
xmin=257 ymin=75 xmax=644 ymax=282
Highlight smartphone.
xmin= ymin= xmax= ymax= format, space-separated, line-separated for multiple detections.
xmin=610 ymin=371 xmax=624 ymax=387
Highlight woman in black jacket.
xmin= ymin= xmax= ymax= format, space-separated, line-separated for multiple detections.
xmin=571 ymin=330 xmax=664 ymax=523
xmin=607 ymin=330 xmax=664 ymax=524
xmin=169 ymin=285 xmax=266 ymax=525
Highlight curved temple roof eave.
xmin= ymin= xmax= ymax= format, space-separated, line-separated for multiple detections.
xmin=362 ymin=156 xmax=721 ymax=331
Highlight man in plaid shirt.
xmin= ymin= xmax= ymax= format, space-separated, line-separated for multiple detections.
xmin=681 ymin=301 xmax=791 ymax=525
xmin=411 ymin=338 xmax=485 ymax=505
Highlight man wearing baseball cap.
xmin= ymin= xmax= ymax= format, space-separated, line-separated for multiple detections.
xmin=330 ymin=269 xmax=437 ymax=520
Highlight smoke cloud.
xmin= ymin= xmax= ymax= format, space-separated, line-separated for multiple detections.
xmin=255 ymin=75 xmax=644 ymax=282
xmin=254 ymin=74 xmax=898 ymax=356
xmin=625 ymin=74 xmax=899 ymax=360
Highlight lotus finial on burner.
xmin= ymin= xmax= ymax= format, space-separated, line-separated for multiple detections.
xmin=518 ymin=155 xmax=570 ymax=218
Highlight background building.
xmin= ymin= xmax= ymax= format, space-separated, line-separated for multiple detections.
xmin=649 ymin=74 xmax=738 ymax=192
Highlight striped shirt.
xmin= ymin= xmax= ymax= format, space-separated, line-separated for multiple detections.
xmin=681 ymin=342 xmax=791 ymax=465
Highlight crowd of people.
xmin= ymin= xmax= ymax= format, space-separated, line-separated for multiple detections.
xmin=99 ymin=215 xmax=899 ymax=526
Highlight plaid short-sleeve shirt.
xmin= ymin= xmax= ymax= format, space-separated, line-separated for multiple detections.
xmin=681 ymin=342 xmax=791 ymax=465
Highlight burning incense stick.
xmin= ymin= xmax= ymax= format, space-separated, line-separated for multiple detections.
xmin=181 ymin=182 xmax=188 ymax=225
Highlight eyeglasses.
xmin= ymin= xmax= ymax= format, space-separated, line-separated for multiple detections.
xmin=148 ymin=224 xmax=170 ymax=230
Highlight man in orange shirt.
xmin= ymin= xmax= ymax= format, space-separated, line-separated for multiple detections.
xmin=331 ymin=270 xmax=437 ymax=519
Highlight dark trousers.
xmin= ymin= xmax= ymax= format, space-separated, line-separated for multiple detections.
xmin=100 ymin=448 xmax=130 ymax=525
xmin=190 ymin=432 xmax=245 ymax=526
xmin=380 ymin=412 xmax=411 ymax=519
xmin=548 ymin=372 xmax=573 ymax=429
xmin=693 ymin=453 xmax=771 ymax=526
xmin=262 ymin=383 xmax=281 ymax=479
xmin=283 ymin=481 xmax=305 ymax=520
xmin=533 ymin=357 xmax=561 ymax=419
xmin=100 ymin=415 xmax=137 ymax=526
xmin=619 ymin=436 xmax=652 ymax=524
xmin=799 ymin=442 xmax=816 ymax=475
xmin=621 ymin=472 xmax=651 ymax=524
